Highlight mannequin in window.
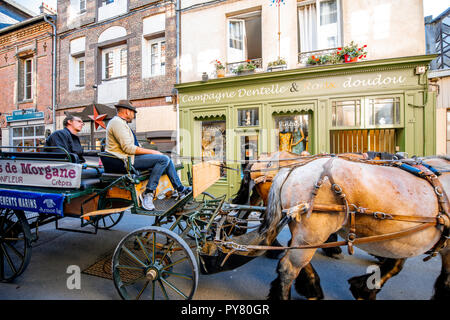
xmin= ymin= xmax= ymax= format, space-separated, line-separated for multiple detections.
xmin=279 ymin=120 xmax=293 ymax=152
xmin=291 ymin=121 xmax=306 ymax=154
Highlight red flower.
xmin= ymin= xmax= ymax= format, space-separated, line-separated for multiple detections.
xmin=311 ymin=55 xmax=315 ymax=59
xmin=363 ymin=44 xmax=367 ymax=48
xmin=338 ymin=47 xmax=342 ymax=50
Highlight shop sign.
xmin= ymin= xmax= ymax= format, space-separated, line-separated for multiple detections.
xmin=0 ymin=159 xmax=82 ymax=189
xmin=180 ymin=69 xmax=416 ymax=106
xmin=6 ymin=109 xmax=44 ymax=122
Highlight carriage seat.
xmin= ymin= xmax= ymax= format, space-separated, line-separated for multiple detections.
xmin=99 ymin=152 xmax=148 ymax=176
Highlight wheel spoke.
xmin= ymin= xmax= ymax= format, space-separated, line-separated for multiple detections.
xmin=162 ymin=270 xmax=193 ymax=281
xmin=160 ymin=277 xmax=189 ymax=299
xmin=115 ymin=264 xmax=146 ymax=271
xmin=135 ymin=236 xmax=151 ymax=264
xmin=0 ymin=244 xmax=4 ymax=279
xmin=120 ymin=275 xmax=146 ymax=288
xmin=151 ymin=280 xmax=155 ymax=300
xmin=136 ymin=280 xmax=150 ymax=300
xmin=157 ymin=279 xmax=169 ymax=300
xmin=122 ymin=247 xmax=147 ymax=267
xmin=161 ymin=256 xmax=188 ymax=271
xmin=3 ymin=241 xmax=24 ymax=260
xmin=0 ymin=243 xmax=17 ymax=274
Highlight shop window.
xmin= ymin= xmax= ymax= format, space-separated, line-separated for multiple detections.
xmin=298 ymin=0 xmax=341 ymax=53
xmin=237 ymin=108 xmax=259 ymax=127
xmin=367 ymin=97 xmax=400 ymax=126
xmin=275 ymin=114 xmax=309 ymax=154
xmin=201 ymin=120 xmax=226 ymax=177
xmin=332 ymin=100 xmax=361 ymax=127
xmin=11 ymin=125 xmax=45 ymax=152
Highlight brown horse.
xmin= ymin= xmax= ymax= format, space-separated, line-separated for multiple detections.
xmin=233 ymin=151 xmax=376 ymax=299
xmin=260 ymin=156 xmax=450 ymax=300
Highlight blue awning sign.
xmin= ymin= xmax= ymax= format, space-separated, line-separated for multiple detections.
xmin=0 ymin=189 xmax=65 ymax=216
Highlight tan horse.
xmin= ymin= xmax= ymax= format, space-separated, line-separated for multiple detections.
xmin=260 ymin=156 xmax=450 ymax=300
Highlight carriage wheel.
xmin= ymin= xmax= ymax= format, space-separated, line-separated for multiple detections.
xmin=112 ymin=226 xmax=198 ymax=300
xmin=96 ymin=198 xmax=125 ymax=230
xmin=0 ymin=209 xmax=32 ymax=283
xmin=96 ymin=212 xmax=124 ymax=230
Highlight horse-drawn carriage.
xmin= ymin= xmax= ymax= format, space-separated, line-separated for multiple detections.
xmin=0 ymin=146 xmax=270 ymax=299
xmin=1 ymin=147 xmax=449 ymax=300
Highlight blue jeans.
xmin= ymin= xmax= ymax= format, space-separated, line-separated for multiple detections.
xmin=133 ymin=154 xmax=183 ymax=192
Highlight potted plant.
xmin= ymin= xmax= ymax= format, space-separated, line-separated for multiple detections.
xmin=306 ymin=54 xmax=334 ymax=66
xmin=212 ymin=60 xmax=226 ymax=77
xmin=334 ymin=41 xmax=367 ymax=63
xmin=233 ymin=60 xmax=257 ymax=75
xmin=267 ymin=57 xmax=287 ymax=71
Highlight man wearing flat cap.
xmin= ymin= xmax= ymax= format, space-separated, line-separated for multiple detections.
xmin=105 ymin=100 xmax=191 ymax=210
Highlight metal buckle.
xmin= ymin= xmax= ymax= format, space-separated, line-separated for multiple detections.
xmin=434 ymin=186 xmax=444 ymax=197
xmin=373 ymin=212 xmax=393 ymax=220
xmin=332 ymin=184 xmax=342 ymax=194
xmin=347 ymin=232 xmax=356 ymax=243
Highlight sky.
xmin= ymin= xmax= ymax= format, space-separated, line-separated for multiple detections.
xmin=12 ymin=0 xmax=450 ymax=17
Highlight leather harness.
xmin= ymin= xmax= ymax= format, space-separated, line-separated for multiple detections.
xmin=222 ymin=155 xmax=450 ymax=261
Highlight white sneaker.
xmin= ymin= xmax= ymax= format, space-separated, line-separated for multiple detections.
xmin=140 ymin=192 xmax=155 ymax=211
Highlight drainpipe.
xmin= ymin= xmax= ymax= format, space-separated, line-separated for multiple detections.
xmin=175 ymin=0 xmax=181 ymax=158
xmin=43 ymin=14 xmax=57 ymax=133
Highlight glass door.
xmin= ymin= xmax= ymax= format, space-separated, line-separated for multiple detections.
xmin=238 ymin=133 xmax=259 ymax=179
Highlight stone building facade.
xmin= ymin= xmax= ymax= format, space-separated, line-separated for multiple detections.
xmin=56 ymin=0 xmax=177 ymax=151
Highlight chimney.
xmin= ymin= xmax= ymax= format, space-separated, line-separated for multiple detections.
xmin=39 ymin=2 xmax=56 ymax=15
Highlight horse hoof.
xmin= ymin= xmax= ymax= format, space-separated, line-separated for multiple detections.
xmin=348 ymin=275 xmax=379 ymax=300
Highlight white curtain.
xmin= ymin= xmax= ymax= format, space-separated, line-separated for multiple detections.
xmin=228 ymin=19 xmax=246 ymax=62
xmin=298 ymin=4 xmax=317 ymax=53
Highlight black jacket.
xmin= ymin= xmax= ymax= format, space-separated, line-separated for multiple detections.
xmin=45 ymin=127 xmax=86 ymax=163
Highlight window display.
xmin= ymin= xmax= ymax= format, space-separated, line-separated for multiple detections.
xmin=367 ymin=97 xmax=400 ymax=126
xmin=11 ymin=125 xmax=45 ymax=151
xmin=201 ymin=120 xmax=226 ymax=176
xmin=275 ymin=114 xmax=309 ymax=154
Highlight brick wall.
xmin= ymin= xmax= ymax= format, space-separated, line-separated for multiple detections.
xmin=0 ymin=21 xmax=54 ymax=122
xmin=57 ymin=0 xmax=177 ymax=110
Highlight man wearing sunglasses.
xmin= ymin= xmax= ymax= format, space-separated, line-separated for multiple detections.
xmin=45 ymin=114 xmax=86 ymax=163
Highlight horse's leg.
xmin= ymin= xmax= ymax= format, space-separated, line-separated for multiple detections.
xmin=348 ymin=258 xmax=406 ymax=300
xmin=294 ymin=262 xmax=324 ymax=300
xmin=321 ymin=233 xmax=343 ymax=259
xmin=268 ymin=249 xmax=316 ymax=300
xmin=432 ymin=246 xmax=450 ymax=300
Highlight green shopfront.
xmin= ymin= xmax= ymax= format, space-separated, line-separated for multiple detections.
xmin=175 ymin=55 xmax=437 ymax=198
